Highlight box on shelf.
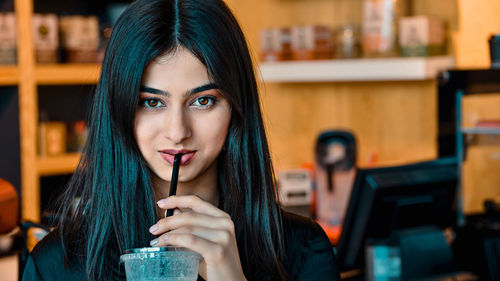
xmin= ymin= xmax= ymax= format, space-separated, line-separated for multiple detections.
xmin=260 ymin=28 xmax=291 ymax=62
xmin=399 ymin=16 xmax=446 ymax=57
xmin=59 ymin=16 xmax=100 ymax=63
xmin=0 ymin=13 xmax=17 ymax=64
xmin=39 ymin=122 xmax=66 ymax=156
xmin=290 ymin=25 xmax=333 ymax=60
xmin=33 ymin=14 xmax=59 ymax=63
xmin=476 ymin=119 xmax=500 ymax=128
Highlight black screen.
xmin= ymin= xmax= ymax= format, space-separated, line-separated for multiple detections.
xmin=336 ymin=157 xmax=458 ymax=270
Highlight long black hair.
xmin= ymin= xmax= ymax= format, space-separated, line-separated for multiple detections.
xmin=56 ymin=0 xmax=288 ymax=280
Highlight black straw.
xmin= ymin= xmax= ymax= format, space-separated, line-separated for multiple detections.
xmin=166 ymin=153 xmax=182 ymax=217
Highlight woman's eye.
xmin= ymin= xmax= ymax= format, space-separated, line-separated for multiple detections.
xmin=141 ymin=98 xmax=164 ymax=108
xmin=192 ymin=96 xmax=216 ymax=107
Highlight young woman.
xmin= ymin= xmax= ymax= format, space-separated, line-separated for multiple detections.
xmin=22 ymin=0 xmax=340 ymax=280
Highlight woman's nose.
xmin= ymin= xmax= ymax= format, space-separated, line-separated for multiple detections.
xmin=163 ymin=107 xmax=191 ymax=144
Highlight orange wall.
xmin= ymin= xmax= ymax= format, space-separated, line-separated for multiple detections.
xmin=453 ymin=0 xmax=500 ymax=68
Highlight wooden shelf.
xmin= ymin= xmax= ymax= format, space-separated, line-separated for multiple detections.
xmin=0 ymin=65 xmax=19 ymax=85
xmin=259 ymin=56 xmax=455 ymax=82
xmin=37 ymin=153 xmax=82 ymax=176
xmin=35 ymin=63 xmax=101 ymax=85
xmin=463 ymin=127 xmax=500 ymax=135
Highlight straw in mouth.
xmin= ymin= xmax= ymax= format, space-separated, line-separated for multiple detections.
xmin=165 ymin=153 xmax=182 ymax=217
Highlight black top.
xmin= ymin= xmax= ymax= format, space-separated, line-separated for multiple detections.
xmin=22 ymin=211 xmax=340 ymax=281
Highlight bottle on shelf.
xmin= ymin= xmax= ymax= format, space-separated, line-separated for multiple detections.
xmin=361 ymin=0 xmax=409 ymax=58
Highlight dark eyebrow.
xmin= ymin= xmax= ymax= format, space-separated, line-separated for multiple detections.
xmin=140 ymin=83 xmax=218 ymax=97
xmin=187 ymin=83 xmax=218 ymax=96
xmin=140 ymin=86 xmax=168 ymax=95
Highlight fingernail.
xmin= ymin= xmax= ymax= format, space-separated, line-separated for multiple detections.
xmin=157 ymin=199 xmax=167 ymax=205
xmin=149 ymin=224 xmax=159 ymax=233
xmin=161 ymin=234 xmax=169 ymax=242
xmin=150 ymin=238 xmax=158 ymax=246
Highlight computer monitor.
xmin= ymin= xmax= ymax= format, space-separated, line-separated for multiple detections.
xmin=336 ymin=157 xmax=458 ymax=271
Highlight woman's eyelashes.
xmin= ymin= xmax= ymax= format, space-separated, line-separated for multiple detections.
xmin=138 ymin=95 xmax=218 ymax=110
xmin=140 ymin=97 xmax=165 ymax=109
xmin=190 ymin=96 xmax=217 ymax=108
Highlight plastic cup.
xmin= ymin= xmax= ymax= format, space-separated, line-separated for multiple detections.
xmin=120 ymin=247 xmax=202 ymax=281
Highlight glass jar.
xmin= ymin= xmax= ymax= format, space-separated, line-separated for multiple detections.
xmin=335 ymin=24 xmax=361 ymax=59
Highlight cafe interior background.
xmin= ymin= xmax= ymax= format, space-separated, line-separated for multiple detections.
xmin=1 ymin=0 xmax=500 ymax=280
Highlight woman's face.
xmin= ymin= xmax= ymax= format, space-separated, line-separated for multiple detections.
xmin=134 ymin=48 xmax=231 ymax=185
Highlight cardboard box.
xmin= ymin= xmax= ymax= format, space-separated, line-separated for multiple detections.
xmin=59 ymin=16 xmax=99 ymax=63
xmin=0 ymin=13 xmax=17 ymax=64
xmin=290 ymin=25 xmax=333 ymax=60
xmin=399 ymin=16 xmax=446 ymax=57
xmin=260 ymin=28 xmax=291 ymax=62
xmin=39 ymin=122 xmax=66 ymax=156
xmin=33 ymin=14 xmax=59 ymax=63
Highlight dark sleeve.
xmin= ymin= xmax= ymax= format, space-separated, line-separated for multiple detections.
xmin=23 ymin=230 xmax=86 ymax=281
xmin=296 ymin=222 xmax=341 ymax=281
xmin=22 ymin=255 xmax=44 ymax=281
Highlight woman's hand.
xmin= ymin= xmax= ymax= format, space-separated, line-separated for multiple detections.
xmin=149 ymin=195 xmax=247 ymax=281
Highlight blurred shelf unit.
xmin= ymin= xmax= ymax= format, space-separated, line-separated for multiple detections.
xmin=259 ymin=56 xmax=455 ymax=83
xmin=37 ymin=153 xmax=82 ymax=176
xmin=11 ymin=0 xmax=102 ymax=222
xmin=35 ymin=64 xmax=101 ymax=85
xmin=0 ymin=64 xmax=100 ymax=86
xmin=462 ymin=127 xmax=500 ymax=135
xmin=438 ymin=69 xmax=500 ymax=224
xmin=0 ymin=66 xmax=19 ymax=85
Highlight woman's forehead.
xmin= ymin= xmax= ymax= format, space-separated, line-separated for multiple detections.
xmin=142 ymin=49 xmax=211 ymax=90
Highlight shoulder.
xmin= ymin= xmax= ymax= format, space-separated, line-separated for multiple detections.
xmin=282 ymin=211 xmax=327 ymax=239
xmin=30 ymin=229 xmax=63 ymax=261
xmin=281 ymin=211 xmax=341 ymax=281
xmin=281 ymin=211 xmax=332 ymax=254
xmin=26 ymin=229 xmax=86 ymax=281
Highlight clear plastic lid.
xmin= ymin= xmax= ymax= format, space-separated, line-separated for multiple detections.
xmin=125 ymin=247 xmax=190 ymax=254
xmin=120 ymin=247 xmax=202 ymax=262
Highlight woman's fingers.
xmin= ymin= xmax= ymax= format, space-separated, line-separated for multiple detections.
xmin=151 ymin=225 xmax=232 ymax=247
xmin=150 ymin=210 xmax=235 ymax=236
xmin=173 ymin=208 xmax=182 ymax=215
xmin=151 ymin=230 xmax=234 ymax=265
xmin=151 ymin=195 xmax=246 ymax=280
xmin=163 ymin=207 xmax=182 ymax=218
xmin=157 ymin=195 xmax=229 ymax=218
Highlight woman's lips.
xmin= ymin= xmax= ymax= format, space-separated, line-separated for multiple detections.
xmin=159 ymin=150 xmax=196 ymax=165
